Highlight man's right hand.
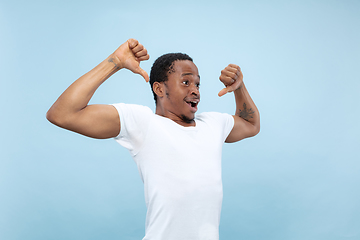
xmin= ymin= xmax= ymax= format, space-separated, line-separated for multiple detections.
xmin=111 ymin=38 xmax=150 ymax=82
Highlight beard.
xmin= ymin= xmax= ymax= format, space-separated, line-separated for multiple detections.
xmin=180 ymin=114 xmax=194 ymax=124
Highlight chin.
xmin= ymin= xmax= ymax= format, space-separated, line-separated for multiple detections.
xmin=180 ymin=114 xmax=195 ymax=123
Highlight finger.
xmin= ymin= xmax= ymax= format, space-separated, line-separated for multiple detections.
xmin=134 ymin=67 xmax=149 ymax=82
xmin=218 ymin=83 xmax=238 ymax=97
xmin=225 ymin=65 xmax=240 ymax=77
xmin=220 ymin=69 xmax=237 ymax=80
xmin=140 ymin=69 xmax=150 ymax=82
xmin=225 ymin=83 xmax=239 ymax=93
xmin=219 ymin=69 xmax=237 ymax=85
xmin=219 ymin=74 xmax=235 ymax=86
xmin=132 ymin=43 xmax=144 ymax=53
xmin=127 ymin=38 xmax=139 ymax=49
xmin=225 ymin=65 xmax=241 ymax=78
xmin=137 ymin=54 xmax=150 ymax=61
xmin=134 ymin=48 xmax=148 ymax=58
xmin=228 ymin=64 xmax=240 ymax=70
xmin=223 ymin=67 xmax=238 ymax=77
xmin=218 ymin=87 xmax=228 ymax=97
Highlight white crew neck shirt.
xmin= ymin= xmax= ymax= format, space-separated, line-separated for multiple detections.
xmin=112 ymin=103 xmax=234 ymax=240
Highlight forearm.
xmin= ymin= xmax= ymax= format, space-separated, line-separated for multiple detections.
xmin=47 ymin=54 xmax=120 ymax=122
xmin=233 ymin=83 xmax=260 ymax=130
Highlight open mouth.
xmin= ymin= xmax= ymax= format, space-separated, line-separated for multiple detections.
xmin=185 ymin=99 xmax=200 ymax=111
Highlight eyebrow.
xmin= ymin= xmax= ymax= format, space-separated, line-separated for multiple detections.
xmin=181 ymin=73 xmax=201 ymax=79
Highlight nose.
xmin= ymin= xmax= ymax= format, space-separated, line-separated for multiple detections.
xmin=190 ymin=83 xmax=200 ymax=96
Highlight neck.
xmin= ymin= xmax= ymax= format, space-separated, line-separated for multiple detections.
xmin=155 ymin=105 xmax=196 ymax=127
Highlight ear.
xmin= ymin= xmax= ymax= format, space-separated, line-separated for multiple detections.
xmin=153 ymin=82 xmax=165 ymax=99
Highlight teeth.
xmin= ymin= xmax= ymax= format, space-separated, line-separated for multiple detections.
xmin=186 ymin=99 xmax=199 ymax=106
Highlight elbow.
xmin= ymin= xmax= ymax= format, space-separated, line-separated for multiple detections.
xmin=46 ymin=108 xmax=58 ymax=125
xmin=46 ymin=107 xmax=66 ymax=127
xmin=46 ymin=110 xmax=54 ymax=123
xmin=254 ymin=120 xmax=261 ymax=136
xmin=252 ymin=115 xmax=260 ymax=136
xmin=254 ymin=125 xmax=260 ymax=136
xmin=249 ymin=124 xmax=260 ymax=138
xmin=250 ymin=121 xmax=260 ymax=137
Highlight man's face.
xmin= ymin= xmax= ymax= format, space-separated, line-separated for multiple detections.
xmin=162 ymin=60 xmax=200 ymax=123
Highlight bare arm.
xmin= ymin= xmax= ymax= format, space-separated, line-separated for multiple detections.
xmin=218 ymin=64 xmax=260 ymax=143
xmin=46 ymin=39 xmax=150 ymax=139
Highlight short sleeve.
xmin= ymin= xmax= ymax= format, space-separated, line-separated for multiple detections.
xmin=216 ymin=112 xmax=234 ymax=142
xmin=111 ymin=103 xmax=153 ymax=156
xmin=197 ymin=112 xmax=234 ymax=143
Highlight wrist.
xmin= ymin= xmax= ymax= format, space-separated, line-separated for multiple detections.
xmin=234 ymin=82 xmax=244 ymax=93
xmin=106 ymin=54 xmax=122 ymax=71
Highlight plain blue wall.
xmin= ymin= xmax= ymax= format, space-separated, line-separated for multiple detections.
xmin=1 ymin=0 xmax=359 ymax=239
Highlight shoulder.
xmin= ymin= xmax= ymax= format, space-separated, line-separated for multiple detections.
xmin=112 ymin=103 xmax=153 ymax=143
xmin=111 ymin=103 xmax=153 ymax=115
xmin=196 ymin=112 xmax=235 ymax=142
xmin=196 ymin=111 xmax=234 ymax=123
xmin=111 ymin=103 xmax=154 ymax=132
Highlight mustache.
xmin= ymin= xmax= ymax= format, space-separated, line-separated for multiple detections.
xmin=184 ymin=97 xmax=200 ymax=101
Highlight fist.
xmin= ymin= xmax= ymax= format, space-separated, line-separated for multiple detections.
xmin=218 ymin=64 xmax=243 ymax=97
xmin=112 ymin=38 xmax=150 ymax=82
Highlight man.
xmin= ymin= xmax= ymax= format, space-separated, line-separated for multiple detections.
xmin=47 ymin=38 xmax=260 ymax=240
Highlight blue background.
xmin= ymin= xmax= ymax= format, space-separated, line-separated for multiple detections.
xmin=1 ymin=0 xmax=359 ymax=239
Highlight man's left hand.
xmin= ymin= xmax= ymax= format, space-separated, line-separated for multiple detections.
xmin=218 ymin=64 xmax=243 ymax=97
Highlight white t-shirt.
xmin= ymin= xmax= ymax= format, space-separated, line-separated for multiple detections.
xmin=112 ymin=103 xmax=234 ymax=240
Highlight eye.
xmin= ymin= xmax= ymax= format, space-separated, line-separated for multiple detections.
xmin=196 ymin=83 xmax=200 ymax=88
xmin=182 ymin=80 xmax=189 ymax=85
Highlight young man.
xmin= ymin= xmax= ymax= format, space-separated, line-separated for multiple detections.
xmin=47 ymin=38 xmax=260 ymax=240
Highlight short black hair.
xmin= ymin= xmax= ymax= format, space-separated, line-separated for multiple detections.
xmin=149 ymin=53 xmax=193 ymax=103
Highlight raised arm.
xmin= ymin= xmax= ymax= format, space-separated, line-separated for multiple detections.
xmin=218 ymin=64 xmax=260 ymax=143
xmin=46 ymin=39 xmax=149 ymax=139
